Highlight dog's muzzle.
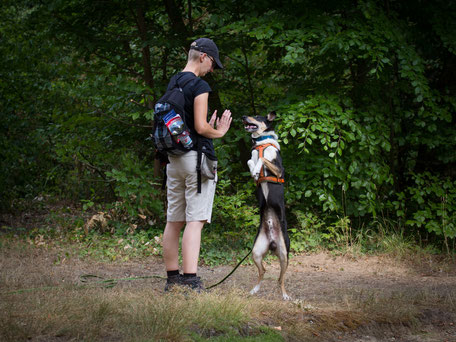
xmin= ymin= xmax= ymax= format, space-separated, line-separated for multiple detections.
xmin=242 ymin=117 xmax=258 ymax=133
xmin=244 ymin=124 xmax=258 ymax=132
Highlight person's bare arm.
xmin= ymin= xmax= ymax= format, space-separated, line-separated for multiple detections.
xmin=194 ymin=93 xmax=232 ymax=139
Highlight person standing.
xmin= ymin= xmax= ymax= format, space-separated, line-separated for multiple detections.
xmin=162 ymin=38 xmax=232 ymax=291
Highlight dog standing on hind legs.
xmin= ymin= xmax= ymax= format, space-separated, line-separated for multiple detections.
xmin=243 ymin=112 xmax=291 ymax=301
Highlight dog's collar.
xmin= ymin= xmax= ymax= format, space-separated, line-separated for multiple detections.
xmin=253 ymin=135 xmax=275 ymax=142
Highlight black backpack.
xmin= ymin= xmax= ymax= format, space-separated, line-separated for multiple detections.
xmin=153 ymin=74 xmax=206 ymax=193
xmin=153 ymin=74 xmax=196 ymax=156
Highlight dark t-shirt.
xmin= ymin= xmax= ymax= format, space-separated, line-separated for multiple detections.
xmin=167 ymin=72 xmax=216 ymax=159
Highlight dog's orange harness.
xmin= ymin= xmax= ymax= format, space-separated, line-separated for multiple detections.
xmin=253 ymin=143 xmax=285 ymax=184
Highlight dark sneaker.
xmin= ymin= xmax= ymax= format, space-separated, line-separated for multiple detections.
xmin=180 ymin=276 xmax=205 ymax=293
xmin=164 ymin=274 xmax=182 ymax=292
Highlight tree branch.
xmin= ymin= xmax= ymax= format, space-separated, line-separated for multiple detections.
xmin=134 ymin=0 xmax=154 ymax=95
xmin=163 ymin=0 xmax=191 ymax=38
xmin=94 ymin=109 xmax=153 ymax=128
xmin=77 ymin=150 xmax=117 ymax=199
xmin=92 ymin=51 xmax=142 ymax=78
xmin=49 ymin=9 xmax=142 ymax=79
xmin=241 ymin=43 xmax=256 ymax=115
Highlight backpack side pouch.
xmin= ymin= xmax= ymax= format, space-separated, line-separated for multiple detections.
xmin=200 ymin=153 xmax=217 ymax=180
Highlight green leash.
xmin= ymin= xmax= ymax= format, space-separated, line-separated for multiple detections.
xmin=79 ymin=274 xmax=166 ymax=288
xmin=3 ymin=248 xmax=253 ymax=295
xmin=3 ymin=274 xmax=166 ymax=295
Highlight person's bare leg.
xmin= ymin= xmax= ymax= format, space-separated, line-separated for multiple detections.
xmin=163 ymin=221 xmax=185 ymax=271
xmin=182 ymin=221 xmax=205 ymax=274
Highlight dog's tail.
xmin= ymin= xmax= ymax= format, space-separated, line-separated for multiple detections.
xmin=269 ymin=241 xmax=277 ymax=251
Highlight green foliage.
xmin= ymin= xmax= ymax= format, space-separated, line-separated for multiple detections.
xmin=0 ymin=3 xmax=63 ymax=207
xmin=290 ymin=210 xmax=356 ymax=252
xmin=403 ymin=173 xmax=456 ymax=239
xmin=105 ymin=153 xmax=164 ymax=225
xmin=1 ymin=0 xmax=455 ymax=252
xmin=212 ymin=180 xmax=259 ymax=234
xmin=201 ymin=180 xmax=258 ymax=265
xmin=279 ymin=95 xmax=391 ymax=217
xmin=289 ymin=211 xmax=326 ymax=252
xmin=72 ymin=230 xmax=163 ymax=262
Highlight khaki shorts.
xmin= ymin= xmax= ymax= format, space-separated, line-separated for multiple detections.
xmin=166 ymin=151 xmax=217 ymax=223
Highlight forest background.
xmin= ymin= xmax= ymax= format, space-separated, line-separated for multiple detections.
xmin=1 ymin=0 xmax=455 ymax=259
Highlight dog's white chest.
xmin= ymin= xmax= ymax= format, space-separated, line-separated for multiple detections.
xmin=247 ymin=145 xmax=278 ymax=182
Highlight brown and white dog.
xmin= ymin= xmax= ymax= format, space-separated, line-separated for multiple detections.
xmin=243 ymin=112 xmax=291 ymax=300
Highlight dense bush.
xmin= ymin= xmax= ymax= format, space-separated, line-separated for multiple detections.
xmin=1 ymin=0 xmax=455 ymax=251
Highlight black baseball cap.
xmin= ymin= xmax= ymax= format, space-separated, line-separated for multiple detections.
xmin=189 ymin=38 xmax=223 ymax=69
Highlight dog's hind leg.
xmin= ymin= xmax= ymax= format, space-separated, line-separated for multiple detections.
xmin=276 ymin=235 xmax=291 ymax=300
xmin=250 ymin=229 xmax=269 ymax=295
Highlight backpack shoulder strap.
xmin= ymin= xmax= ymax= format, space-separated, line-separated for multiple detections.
xmin=196 ymin=136 xmax=202 ymax=194
xmin=175 ymin=73 xmax=197 ymax=90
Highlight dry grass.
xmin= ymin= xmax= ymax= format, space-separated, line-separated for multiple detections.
xmin=3 ymin=285 xmax=454 ymax=341
xmin=1 ymin=286 xmax=280 ymax=341
xmin=1 ymin=238 xmax=455 ymax=341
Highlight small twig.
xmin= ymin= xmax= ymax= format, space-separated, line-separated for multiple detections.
xmin=94 ymin=109 xmax=153 ymax=128
xmin=130 ymin=99 xmax=149 ymax=109
xmin=78 ymin=150 xmax=116 ymax=198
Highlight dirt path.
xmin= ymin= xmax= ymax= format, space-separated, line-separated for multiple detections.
xmin=2 ymin=243 xmax=456 ymax=341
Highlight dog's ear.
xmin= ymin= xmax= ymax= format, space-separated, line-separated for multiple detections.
xmin=267 ymin=111 xmax=276 ymax=122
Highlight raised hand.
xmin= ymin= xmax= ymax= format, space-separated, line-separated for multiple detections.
xmin=214 ymin=109 xmax=232 ymax=136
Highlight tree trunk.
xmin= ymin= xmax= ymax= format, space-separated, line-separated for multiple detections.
xmin=163 ymin=0 xmax=191 ymax=39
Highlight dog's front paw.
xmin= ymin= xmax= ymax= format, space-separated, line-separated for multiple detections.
xmin=254 ymin=173 xmax=260 ymax=181
xmin=247 ymin=160 xmax=255 ymax=173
